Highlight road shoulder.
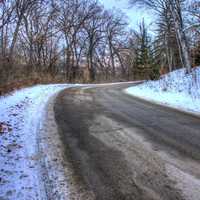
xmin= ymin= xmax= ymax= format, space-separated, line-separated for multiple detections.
xmin=38 ymin=93 xmax=94 ymax=200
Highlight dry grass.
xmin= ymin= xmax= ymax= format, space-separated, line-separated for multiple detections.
xmin=0 ymin=73 xmax=67 ymax=96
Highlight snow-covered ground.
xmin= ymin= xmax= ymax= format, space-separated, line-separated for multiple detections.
xmin=0 ymin=84 xmax=74 ymax=200
xmin=0 ymin=81 xmax=141 ymax=200
xmin=125 ymin=67 xmax=200 ymax=115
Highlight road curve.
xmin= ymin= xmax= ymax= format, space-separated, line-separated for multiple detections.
xmin=54 ymin=83 xmax=200 ymax=200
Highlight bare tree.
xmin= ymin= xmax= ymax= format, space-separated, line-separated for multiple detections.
xmin=129 ymin=0 xmax=192 ymax=73
xmin=9 ymin=0 xmax=41 ymax=59
xmin=104 ymin=10 xmax=127 ymax=77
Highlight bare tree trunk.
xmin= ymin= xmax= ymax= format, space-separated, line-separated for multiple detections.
xmin=109 ymin=40 xmax=115 ymax=76
xmin=87 ymin=44 xmax=95 ymax=82
xmin=165 ymin=34 xmax=173 ymax=72
xmin=9 ymin=14 xmax=23 ymax=59
xmin=170 ymin=1 xmax=191 ymax=73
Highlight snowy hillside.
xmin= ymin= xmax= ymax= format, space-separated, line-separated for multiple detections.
xmin=0 ymin=84 xmax=73 ymax=200
xmin=125 ymin=67 xmax=200 ymax=115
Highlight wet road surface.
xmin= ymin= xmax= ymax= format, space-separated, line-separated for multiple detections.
xmin=54 ymin=83 xmax=200 ymax=200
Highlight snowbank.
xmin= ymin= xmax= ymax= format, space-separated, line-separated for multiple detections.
xmin=0 ymin=84 xmax=73 ymax=200
xmin=125 ymin=67 xmax=200 ymax=115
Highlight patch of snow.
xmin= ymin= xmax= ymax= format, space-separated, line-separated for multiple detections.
xmin=125 ymin=67 xmax=200 ymax=115
xmin=0 ymin=84 xmax=74 ymax=200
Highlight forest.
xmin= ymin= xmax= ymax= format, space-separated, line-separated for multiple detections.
xmin=0 ymin=1 xmax=200 ymax=198
xmin=0 ymin=0 xmax=199 ymax=90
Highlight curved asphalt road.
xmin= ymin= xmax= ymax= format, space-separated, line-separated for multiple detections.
xmin=54 ymin=83 xmax=200 ymax=200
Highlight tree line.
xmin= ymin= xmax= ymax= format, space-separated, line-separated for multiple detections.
xmin=129 ymin=0 xmax=200 ymax=76
xmin=0 ymin=0 xmax=199 ymax=87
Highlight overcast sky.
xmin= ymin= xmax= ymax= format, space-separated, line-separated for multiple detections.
xmin=99 ymin=0 xmax=154 ymax=30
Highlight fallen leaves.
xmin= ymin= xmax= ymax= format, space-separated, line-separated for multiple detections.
xmin=0 ymin=122 xmax=12 ymax=134
xmin=6 ymin=143 xmax=22 ymax=153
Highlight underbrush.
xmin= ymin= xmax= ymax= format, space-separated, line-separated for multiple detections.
xmin=0 ymin=74 xmax=67 ymax=96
